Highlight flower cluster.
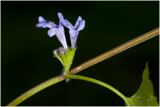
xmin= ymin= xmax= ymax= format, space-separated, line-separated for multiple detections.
xmin=36 ymin=12 xmax=85 ymax=74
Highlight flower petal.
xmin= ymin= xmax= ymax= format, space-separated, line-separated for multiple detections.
xmin=57 ymin=13 xmax=64 ymax=21
xmin=58 ymin=12 xmax=73 ymax=29
xmin=69 ymin=29 xmax=79 ymax=48
xmin=56 ymin=27 xmax=68 ymax=49
xmin=38 ymin=16 xmax=45 ymax=22
xmin=77 ymin=20 xmax=85 ymax=31
xmin=69 ymin=29 xmax=76 ymax=38
xmin=59 ymin=20 xmax=63 ymax=27
xmin=36 ymin=21 xmax=58 ymax=28
xmin=63 ymin=19 xmax=73 ymax=29
xmin=49 ymin=21 xmax=58 ymax=28
xmin=36 ymin=22 xmax=51 ymax=28
xmin=47 ymin=28 xmax=57 ymax=37
xmin=74 ymin=16 xmax=82 ymax=29
xmin=36 ymin=22 xmax=45 ymax=28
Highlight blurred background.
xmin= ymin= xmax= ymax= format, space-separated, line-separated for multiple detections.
xmin=2 ymin=1 xmax=159 ymax=106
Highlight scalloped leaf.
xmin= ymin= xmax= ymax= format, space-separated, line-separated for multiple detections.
xmin=126 ymin=62 xmax=159 ymax=106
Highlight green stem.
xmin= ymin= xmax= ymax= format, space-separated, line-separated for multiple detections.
xmin=64 ymin=74 xmax=130 ymax=105
xmin=7 ymin=28 xmax=159 ymax=106
xmin=7 ymin=75 xmax=65 ymax=106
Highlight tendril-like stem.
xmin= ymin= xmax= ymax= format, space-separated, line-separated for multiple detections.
xmin=7 ymin=75 xmax=65 ymax=106
xmin=64 ymin=74 xmax=130 ymax=105
xmin=7 ymin=28 xmax=159 ymax=106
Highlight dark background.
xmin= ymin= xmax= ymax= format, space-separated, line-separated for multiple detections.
xmin=2 ymin=1 xmax=159 ymax=106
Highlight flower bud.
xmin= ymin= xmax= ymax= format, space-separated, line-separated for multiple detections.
xmin=58 ymin=47 xmax=66 ymax=55
xmin=53 ymin=49 xmax=58 ymax=56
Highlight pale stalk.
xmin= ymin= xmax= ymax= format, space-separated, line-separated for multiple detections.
xmin=69 ymin=28 xmax=159 ymax=74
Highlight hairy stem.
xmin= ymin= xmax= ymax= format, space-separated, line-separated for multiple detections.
xmin=7 ymin=28 xmax=159 ymax=106
xmin=64 ymin=74 xmax=130 ymax=105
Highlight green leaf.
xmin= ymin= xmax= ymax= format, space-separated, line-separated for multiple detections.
xmin=126 ymin=62 xmax=159 ymax=106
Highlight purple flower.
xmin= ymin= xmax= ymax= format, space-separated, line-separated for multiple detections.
xmin=36 ymin=16 xmax=68 ymax=49
xmin=58 ymin=13 xmax=85 ymax=48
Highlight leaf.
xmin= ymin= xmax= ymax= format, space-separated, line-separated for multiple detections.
xmin=126 ymin=62 xmax=159 ymax=106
